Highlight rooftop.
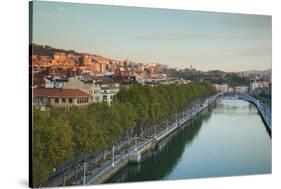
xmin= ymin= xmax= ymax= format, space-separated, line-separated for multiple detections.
xmin=33 ymin=88 xmax=90 ymax=97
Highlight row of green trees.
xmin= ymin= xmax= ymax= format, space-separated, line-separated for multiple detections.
xmin=32 ymin=82 xmax=216 ymax=187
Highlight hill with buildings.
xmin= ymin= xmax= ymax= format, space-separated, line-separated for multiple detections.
xmin=244 ymin=69 xmax=272 ymax=76
xmin=31 ymin=43 xmax=81 ymax=56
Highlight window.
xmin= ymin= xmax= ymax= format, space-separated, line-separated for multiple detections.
xmin=68 ymin=98 xmax=73 ymax=103
xmin=103 ymin=95 xmax=107 ymax=100
xmin=55 ymin=98 xmax=59 ymax=103
xmin=62 ymin=98 xmax=66 ymax=103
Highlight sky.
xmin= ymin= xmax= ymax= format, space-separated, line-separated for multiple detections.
xmin=32 ymin=1 xmax=272 ymax=72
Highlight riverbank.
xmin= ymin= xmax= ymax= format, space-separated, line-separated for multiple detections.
xmin=85 ymin=93 xmax=222 ymax=185
xmin=107 ymin=98 xmax=271 ymax=183
xmin=42 ymin=82 xmax=217 ymax=188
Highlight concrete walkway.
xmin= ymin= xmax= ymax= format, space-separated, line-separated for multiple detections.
xmin=47 ymin=94 xmax=220 ymax=187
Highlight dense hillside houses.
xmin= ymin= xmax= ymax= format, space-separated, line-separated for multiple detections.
xmin=31 ymin=44 xmax=271 ymax=110
xmin=31 ymin=44 xmax=193 ymax=110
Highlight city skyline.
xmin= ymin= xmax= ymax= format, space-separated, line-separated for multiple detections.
xmin=32 ymin=1 xmax=272 ymax=72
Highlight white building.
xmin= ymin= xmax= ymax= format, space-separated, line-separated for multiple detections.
xmin=99 ymin=88 xmax=115 ymax=106
xmin=44 ymin=76 xmax=64 ymax=88
xmin=91 ymin=81 xmax=101 ymax=102
xmin=98 ymin=83 xmax=120 ymax=105
xmin=249 ymin=80 xmax=269 ymax=94
xmin=63 ymin=77 xmax=101 ymax=102
xmin=213 ymin=84 xmax=230 ymax=92
xmin=63 ymin=77 xmax=120 ymax=105
xmin=234 ymin=86 xmax=248 ymax=93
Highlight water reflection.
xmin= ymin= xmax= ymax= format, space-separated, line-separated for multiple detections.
xmin=107 ymin=100 xmax=271 ymax=183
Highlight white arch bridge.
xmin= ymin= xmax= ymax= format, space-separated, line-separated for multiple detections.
xmin=222 ymin=92 xmax=271 ymax=136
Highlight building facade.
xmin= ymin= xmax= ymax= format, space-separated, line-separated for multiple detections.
xmin=33 ymin=88 xmax=92 ymax=110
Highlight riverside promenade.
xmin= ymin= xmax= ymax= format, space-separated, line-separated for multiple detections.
xmin=84 ymin=93 xmax=222 ymax=185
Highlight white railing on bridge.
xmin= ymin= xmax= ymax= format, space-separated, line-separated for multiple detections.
xmin=223 ymin=92 xmax=271 ymax=130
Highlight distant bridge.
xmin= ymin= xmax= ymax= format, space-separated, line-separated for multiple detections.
xmin=223 ymin=92 xmax=271 ymax=136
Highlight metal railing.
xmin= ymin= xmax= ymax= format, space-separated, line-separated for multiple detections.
xmin=223 ymin=92 xmax=271 ymax=130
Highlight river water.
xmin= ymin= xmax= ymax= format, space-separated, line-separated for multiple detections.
xmin=107 ymin=99 xmax=272 ymax=183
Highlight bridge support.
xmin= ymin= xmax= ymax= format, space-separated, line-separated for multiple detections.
xmin=128 ymin=152 xmax=141 ymax=164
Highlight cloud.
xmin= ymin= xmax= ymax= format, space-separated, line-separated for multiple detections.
xmin=134 ymin=32 xmax=270 ymax=41
xmin=58 ymin=14 xmax=66 ymax=19
xmin=36 ymin=11 xmax=52 ymax=17
xmin=36 ymin=5 xmax=70 ymax=19
xmin=57 ymin=6 xmax=66 ymax=11
xmin=227 ymin=46 xmax=271 ymax=57
xmin=135 ymin=33 xmax=193 ymax=41
xmin=237 ymin=47 xmax=271 ymax=57
xmin=56 ymin=6 xmax=71 ymax=19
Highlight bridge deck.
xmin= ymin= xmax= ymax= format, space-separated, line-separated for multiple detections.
xmin=223 ymin=92 xmax=271 ymax=133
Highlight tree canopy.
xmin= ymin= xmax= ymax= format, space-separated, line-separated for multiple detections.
xmin=32 ymin=81 xmax=216 ymax=187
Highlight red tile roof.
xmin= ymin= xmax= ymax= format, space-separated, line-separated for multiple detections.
xmin=33 ymin=88 xmax=90 ymax=97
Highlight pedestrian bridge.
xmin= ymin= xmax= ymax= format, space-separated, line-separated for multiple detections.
xmin=222 ymin=92 xmax=271 ymax=136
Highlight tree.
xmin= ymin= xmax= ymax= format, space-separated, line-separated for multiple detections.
xmin=32 ymin=81 xmax=217 ymax=187
xmin=115 ymin=85 xmax=150 ymax=137
xmin=32 ymin=108 xmax=73 ymax=187
xmin=32 ymin=109 xmax=52 ymax=187
xmin=113 ymin=101 xmax=137 ymax=144
xmin=68 ymin=107 xmax=92 ymax=156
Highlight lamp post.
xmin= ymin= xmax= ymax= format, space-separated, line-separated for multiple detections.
xmin=112 ymin=144 xmax=115 ymax=167
xmin=83 ymin=162 xmax=86 ymax=185
xmin=62 ymin=166 xmax=65 ymax=186
xmin=134 ymin=136 xmax=138 ymax=152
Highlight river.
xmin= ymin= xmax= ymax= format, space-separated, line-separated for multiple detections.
xmin=107 ymin=98 xmax=272 ymax=183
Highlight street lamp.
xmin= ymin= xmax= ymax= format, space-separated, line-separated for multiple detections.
xmin=83 ymin=162 xmax=87 ymax=185
xmin=112 ymin=144 xmax=115 ymax=167
xmin=134 ymin=136 xmax=138 ymax=152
